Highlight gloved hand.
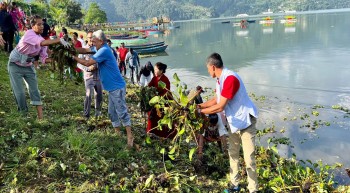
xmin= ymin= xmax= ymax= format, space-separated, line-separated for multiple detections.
xmin=60 ymin=38 xmax=70 ymax=48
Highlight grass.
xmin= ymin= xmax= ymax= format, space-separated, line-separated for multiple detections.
xmin=0 ymin=51 xmax=349 ymax=192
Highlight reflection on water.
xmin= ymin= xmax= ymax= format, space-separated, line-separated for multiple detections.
xmin=138 ymin=11 xmax=350 ymax=182
xmin=284 ymin=27 xmax=296 ymax=33
xmin=262 ymin=27 xmax=273 ymax=34
xmin=236 ymin=30 xmax=249 ymax=36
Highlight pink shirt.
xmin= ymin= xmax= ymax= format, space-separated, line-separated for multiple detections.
xmin=15 ymin=29 xmax=48 ymax=65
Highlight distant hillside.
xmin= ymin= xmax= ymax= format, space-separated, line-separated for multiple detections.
xmin=75 ymin=0 xmax=350 ymax=22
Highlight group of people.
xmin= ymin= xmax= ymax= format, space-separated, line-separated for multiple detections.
xmin=0 ymin=1 xmax=26 ymax=53
xmin=3 ymin=13 xmax=260 ymax=193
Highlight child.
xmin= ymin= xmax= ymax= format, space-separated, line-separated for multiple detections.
xmin=197 ymin=113 xmax=228 ymax=161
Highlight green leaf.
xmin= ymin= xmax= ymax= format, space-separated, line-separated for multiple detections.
xmin=263 ymin=169 xmax=270 ymax=178
xmin=267 ymin=137 xmax=272 ymax=144
xmin=173 ymin=73 xmax=180 ymax=82
xmin=160 ymin=148 xmax=165 ymax=154
xmin=180 ymin=92 xmax=188 ymax=106
xmin=167 ymin=118 xmax=173 ymax=129
xmin=169 ymin=146 xmax=176 ymax=155
xmin=160 ymin=117 xmax=170 ymax=125
xmin=145 ymin=136 xmax=151 ymax=144
xmin=158 ymin=81 xmax=166 ymax=89
xmin=149 ymin=96 xmax=161 ymax=105
xmin=189 ymin=175 xmax=196 ymax=181
xmin=178 ymin=127 xmax=185 ymax=135
xmin=79 ymin=163 xmax=87 ymax=172
xmin=189 ymin=148 xmax=196 ymax=161
xmin=168 ymin=154 xmax=175 ymax=160
xmin=144 ymin=174 xmax=154 ymax=188
xmin=271 ymin=146 xmax=279 ymax=154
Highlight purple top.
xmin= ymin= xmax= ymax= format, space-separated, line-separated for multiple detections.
xmin=15 ymin=29 xmax=48 ymax=66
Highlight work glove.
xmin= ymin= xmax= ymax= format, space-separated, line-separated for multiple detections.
xmin=60 ymin=38 xmax=70 ymax=48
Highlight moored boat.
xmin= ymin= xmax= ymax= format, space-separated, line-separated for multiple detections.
xmin=108 ymin=34 xmax=129 ymax=39
xmin=145 ymin=29 xmax=164 ymax=35
xmin=259 ymin=17 xmax=275 ymax=24
xmin=136 ymin=44 xmax=168 ymax=54
xmin=125 ymin=41 xmax=165 ymax=49
xmin=280 ymin=19 xmax=297 ymax=24
xmin=111 ymin=35 xmax=140 ymax=40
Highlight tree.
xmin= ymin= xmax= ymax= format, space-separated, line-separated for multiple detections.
xmin=67 ymin=1 xmax=84 ymax=24
xmin=49 ymin=0 xmax=83 ymax=25
xmin=84 ymin=3 xmax=107 ymax=24
xmin=30 ymin=1 xmax=49 ymax=18
xmin=49 ymin=7 xmax=67 ymax=27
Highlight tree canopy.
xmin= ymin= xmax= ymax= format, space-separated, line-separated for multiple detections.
xmin=84 ymin=2 xmax=107 ymax=24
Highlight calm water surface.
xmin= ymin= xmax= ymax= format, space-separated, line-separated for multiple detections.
xmin=137 ymin=10 xmax=350 ymax=182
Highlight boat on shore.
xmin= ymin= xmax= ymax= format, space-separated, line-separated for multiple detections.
xmin=125 ymin=41 xmax=165 ymax=49
xmin=136 ymin=44 xmax=168 ymax=54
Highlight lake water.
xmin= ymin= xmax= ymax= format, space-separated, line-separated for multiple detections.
xmin=137 ymin=10 xmax=350 ymax=183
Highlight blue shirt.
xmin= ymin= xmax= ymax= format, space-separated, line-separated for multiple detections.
xmin=91 ymin=43 xmax=125 ymax=91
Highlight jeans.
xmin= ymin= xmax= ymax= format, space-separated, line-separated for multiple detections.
xmin=108 ymin=87 xmax=131 ymax=128
xmin=8 ymin=62 xmax=42 ymax=112
xmin=228 ymin=116 xmax=258 ymax=193
xmin=119 ymin=61 xmax=126 ymax=76
xmin=129 ymin=65 xmax=139 ymax=84
xmin=84 ymin=78 xmax=103 ymax=118
xmin=2 ymin=31 xmax=15 ymax=53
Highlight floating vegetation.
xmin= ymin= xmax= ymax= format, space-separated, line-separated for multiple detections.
xmin=332 ymin=105 xmax=350 ymax=114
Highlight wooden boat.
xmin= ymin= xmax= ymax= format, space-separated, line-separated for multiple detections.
xmin=111 ymin=35 xmax=139 ymax=40
xmin=111 ymin=38 xmax=148 ymax=45
xmin=125 ymin=41 xmax=165 ymax=49
xmin=247 ymin=20 xmax=256 ymax=23
xmin=259 ymin=17 xmax=275 ymax=24
xmin=280 ymin=19 xmax=297 ymax=24
xmin=136 ymin=45 xmax=168 ymax=54
xmin=145 ymin=29 xmax=164 ymax=35
xmin=108 ymin=34 xmax=129 ymax=39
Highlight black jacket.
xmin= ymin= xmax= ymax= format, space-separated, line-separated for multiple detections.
xmin=0 ymin=10 xmax=16 ymax=32
xmin=139 ymin=62 xmax=154 ymax=77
